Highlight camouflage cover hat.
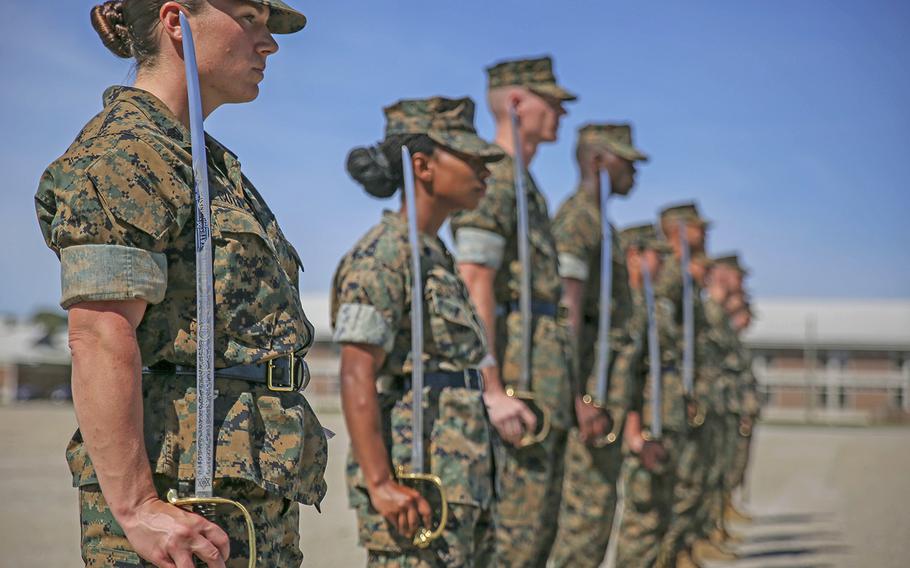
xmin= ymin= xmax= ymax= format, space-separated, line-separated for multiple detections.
xmin=659 ymin=201 xmax=711 ymax=228
xmin=619 ymin=222 xmax=672 ymax=253
xmin=712 ymin=253 xmax=750 ymax=276
xmin=254 ymin=0 xmax=307 ymax=34
xmin=578 ymin=123 xmax=649 ymax=162
xmin=486 ymin=56 xmax=578 ymax=102
xmin=383 ymin=96 xmax=505 ymax=161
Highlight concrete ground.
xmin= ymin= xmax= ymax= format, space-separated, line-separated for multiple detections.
xmin=1 ymin=403 xmax=908 ymax=567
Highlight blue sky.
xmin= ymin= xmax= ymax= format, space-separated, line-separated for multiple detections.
xmin=2 ymin=1 xmax=908 ymax=316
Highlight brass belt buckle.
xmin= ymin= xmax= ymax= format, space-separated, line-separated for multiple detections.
xmin=267 ymin=353 xmax=297 ymax=392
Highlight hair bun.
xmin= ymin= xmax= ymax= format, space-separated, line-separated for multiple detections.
xmin=91 ymin=1 xmax=132 ymax=59
xmin=346 ymin=145 xmax=399 ymax=199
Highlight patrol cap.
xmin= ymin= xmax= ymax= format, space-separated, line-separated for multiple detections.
xmin=383 ymin=96 xmax=505 ymax=161
xmin=619 ymin=222 xmax=672 ymax=253
xmin=486 ymin=56 xmax=578 ymax=102
xmin=255 ymin=0 xmax=307 ymax=34
xmin=659 ymin=201 xmax=711 ymax=228
xmin=712 ymin=253 xmax=750 ymax=276
xmin=578 ymin=123 xmax=649 ymax=162
xmin=691 ymin=252 xmax=714 ymax=268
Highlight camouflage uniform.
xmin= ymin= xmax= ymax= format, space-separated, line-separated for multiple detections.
xmin=548 ymin=124 xmax=648 ymax=568
xmin=332 ymin=97 xmax=503 ymax=567
xmin=35 ymin=85 xmax=328 ymax=566
xmin=450 ymin=57 xmax=577 ymax=568
xmin=729 ymin=336 xmax=760 ymax=492
xmin=613 ymin=224 xmax=687 ymax=568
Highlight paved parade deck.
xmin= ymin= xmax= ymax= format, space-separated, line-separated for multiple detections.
xmin=2 ymin=403 xmax=907 ymax=567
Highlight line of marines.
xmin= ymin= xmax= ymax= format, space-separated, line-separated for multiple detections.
xmin=333 ymin=55 xmax=762 ymax=567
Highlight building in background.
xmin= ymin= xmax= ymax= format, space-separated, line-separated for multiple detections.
xmin=4 ymin=297 xmax=909 ymax=424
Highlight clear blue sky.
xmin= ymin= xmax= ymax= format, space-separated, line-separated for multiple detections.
xmin=2 ymin=1 xmax=908 ymax=316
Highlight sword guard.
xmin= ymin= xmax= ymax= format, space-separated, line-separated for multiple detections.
xmin=167 ymin=489 xmax=257 ymax=568
xmin=505 ymin=387 xmax=552 ymax=448
xmin=395 ymin=466 xmax=449 ymax=549
xmin=579 ymin=395 xmax=622 ymax=448
xmin=685 ymin=397 xmax=706 ymax=428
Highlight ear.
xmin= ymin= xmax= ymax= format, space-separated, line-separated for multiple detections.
xmin=411 ymin=151 xmax=434 ymax=185
xmin=160 ymin=2 xmax=186 ymax=43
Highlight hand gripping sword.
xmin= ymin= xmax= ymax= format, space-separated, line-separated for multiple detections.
xmin=582 ymin=169 xmax=622 ymax=447
xmin=166 ymin=14 xmax=257 ymax=567
xmin=394 ymin=146 xmax=448 ymax=549
xmin=503 ymin=104 xmax=551 ymax=448
xmin=642 ymin=259 xmax=663 ymax=441
xmin=678 ymin=220 xmax=705 ymax=428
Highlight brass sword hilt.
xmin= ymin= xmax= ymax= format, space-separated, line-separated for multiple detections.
xmin=167 ymin=489 xmax=257 ymax=568
xmin=505 ymin=387 xmax=552 ymax=448
xmin=581 ymin=395 xmax=623 ymax=447
xmin=686 ymin=397 xmax=706 ymax=428
xmin=396 ymin=466 xmax=449 ymax=549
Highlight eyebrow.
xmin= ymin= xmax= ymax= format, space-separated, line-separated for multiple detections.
xmin=238 ymin=0 xmax=269 ymax=16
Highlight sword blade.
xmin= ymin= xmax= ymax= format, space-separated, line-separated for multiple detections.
xmin=679 ymin=220 xmax=694 ymax=397
xmin=180 ymin=12 xmax=215 ymax=499
xmin=593 ymin=170 xmax=612 ymax=405
xmin=509 ymin=106 xmax=532 ymax=393
xmin=643 ymin=261 xmax=662 ymax=439
xmin=401 ymin=146 xmax=426 ymax=474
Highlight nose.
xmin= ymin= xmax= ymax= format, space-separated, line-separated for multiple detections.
xmin=260 ymin=31 xmax=279 ymax=56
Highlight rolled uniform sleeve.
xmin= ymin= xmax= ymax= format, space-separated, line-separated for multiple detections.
xmin=451 ymin=163 xmax=515 ymax=269
xmin=332 ymin=258 xmax=405 ymax=354
xmin=36 ymin=138 xmax=187 ymax=309
xmin=552 ymin=192 xmax=599 ymax=282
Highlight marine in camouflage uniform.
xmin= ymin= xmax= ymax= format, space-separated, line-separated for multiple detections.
xmin=613 ymin=224 xmax=687 ymax=568
xmin=549 ymin=125 xmax=649 ymax=568
xmin=728 ymin=300 xmax=761 ymax=512
xmin=450 ymin=57 xmax=577 ymax=567
xmin=332 ymin=97 xmax=504 ymax=567
xmin=651 ymin=203 xmax=717 ymax=566
xmin=35 ymin=80 xmax=328 ymax=565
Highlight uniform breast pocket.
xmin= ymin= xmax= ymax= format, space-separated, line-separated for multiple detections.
xmin=424 ymin=267 xmax=486 ymax=365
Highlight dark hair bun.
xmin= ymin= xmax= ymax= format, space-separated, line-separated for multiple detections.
xmin=91 ymin=1 xmax=132 ymax=59
xmin=346 ymin=145 xmax=399 ymax=199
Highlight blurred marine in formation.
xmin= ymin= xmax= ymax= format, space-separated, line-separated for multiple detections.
xmin=549 ymin=124 xmax=650 ymax=567
xmin=450 ymin=56 xmax=577 ymax=567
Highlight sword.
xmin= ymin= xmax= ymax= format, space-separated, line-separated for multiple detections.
xmin=503 ymin=104 xmax=550 ymax=447
xmin=678 ymin=220 xmax=704 ymax=428
xmin=395 ymin=146 xmax=448 ymax=549
xmin=583 ymin=168 xmax=620 ymax=447
xmin=642 ymin=259 xmax=662 ymax=440
xmin=166 ymin=14 xmax=257 ymax=567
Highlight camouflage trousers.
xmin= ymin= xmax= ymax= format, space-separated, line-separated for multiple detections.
xmin=80 ymin=476 xmax=301 ymax=567
xmin=360 ymin=503 xmax=494 ymax=567
xmin=728 ymin=424 xmax=755 ymax=491
xmin=549 ymin=431 xmax=624 ymax=568
xmin=696 ymin=413 xmax=730 ymax=536
xmin=660 ymin=419 xmax=711 ymax=554
xmin=491 ymin=427 xmax=568 ymax=568
xmin=614 ymin=432 xmax=685 ymax=568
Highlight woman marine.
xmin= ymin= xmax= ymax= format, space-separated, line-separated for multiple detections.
xmin=34 ymin=1 xmax=326 ymax=566
xmin=332 ymin=97 xmax=505 ymax=566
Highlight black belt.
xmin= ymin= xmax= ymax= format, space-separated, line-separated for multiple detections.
xmin=394 ymin=369 xmax=484 ymax=392
xmin=143 ymin=351 xmax=309 ymax=393
xmin=497 ymin=300 xmax=561 ymax=318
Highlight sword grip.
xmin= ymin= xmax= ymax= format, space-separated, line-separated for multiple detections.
xmin=581 ymin=395 xmax=622 ymax=447
xmin=167 ymin=489 xmax=257 ymax=568
xmin=505 ymin=388 xmax=552 ymax=447
xmin=395 ymin=467 xmax=449 ymax=549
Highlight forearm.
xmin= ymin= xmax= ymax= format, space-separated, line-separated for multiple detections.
xmin=70 ymin=319 xmax=155 ymax=520
xmin=340 ymin=354 xmax=393 ymax=490
xmin=460 ymin=263 xmax=505 ymax=394
xmin=560 ymin=278 xmax=584 ymax=397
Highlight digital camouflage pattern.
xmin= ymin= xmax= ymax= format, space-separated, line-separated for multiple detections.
xmin=80 ymin=476 xmax=301 ymax=567
xmin=332 ymin=211 xmax=489 ymax=376
xmin=36 ymin=86 xmax=315 ymax=369
xmin=451 ymin=151 xmax=573 ymax=566
xmin=383 ymin=97 xmax=505 ymax=160
xmin=619 ymin=223 xmax=672 ymax=255
xmin=252 ymin=0 xmax=308 ymax=34
xmin=486 ymin=56 xmax=578 ymax=101
xmin=332 ymin=212 xmax=494 ymax=564
xmin=658 ymin=201 xmax=710 ymax=229
xmin=451 ymin=155 xmax=574 ymax=429
xmin=36 ymin=86 xmax=328 ymax=562
xmin=576 ymin=123 xmax=649 ymax=162
xmin=550 ymin=435 xmax=624 ymax=568
xmin=549 ymin=188 xmax=644 ymax=566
